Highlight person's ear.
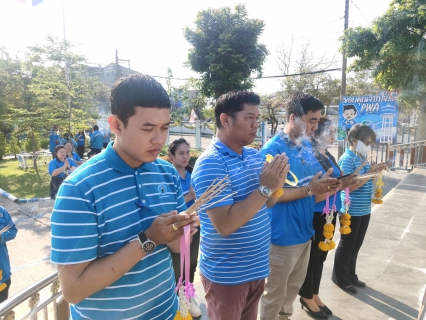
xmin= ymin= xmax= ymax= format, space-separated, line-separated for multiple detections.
xmin=219 ymin=113 xmax=230 ymax=129
xmin=108 ymin=115 xmax=123 ymax=136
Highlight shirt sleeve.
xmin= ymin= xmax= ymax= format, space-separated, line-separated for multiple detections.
xmin=0 ymin=208 xmax=17 ymax=244
xmin=50 ymin=182 xmax=99 ymax=265
xmin=191 ymin=155 xmax=234 ymax=210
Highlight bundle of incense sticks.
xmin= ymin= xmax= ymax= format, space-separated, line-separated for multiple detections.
xmin=352 ymin=172 xmax=379 ymax=181
xmin=187 ymin=175 xmax=237 ymax=215
xmin=353 ymin=153 xmax=372 ymax=174
xmin=0 ymin=224 xmax=13 ymax=234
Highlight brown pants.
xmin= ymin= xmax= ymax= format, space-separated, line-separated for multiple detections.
xmin=201 ymin=273 xmax=265 ymax=320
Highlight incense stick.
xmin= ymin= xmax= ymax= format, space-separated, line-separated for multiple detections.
xmin=187 ymin=175 xmax=236 ymax=215
xmin=0 ymin=224 xmax=13 ymax=234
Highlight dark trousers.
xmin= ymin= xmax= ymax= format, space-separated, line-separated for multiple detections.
xmin=50 ymin=176 xmax=64 ymax=200
xmin=0 ymin=278 xmax=11 ymax=303
xmin=87 ymin=148 xmax=101 ymax=158
xmin=77 ymin=145 xmax=85 ymax=159
xmin=171 ymin=227 xmax=200 ymax=283
xmin=332 ymin=213 xmax=371 ymax=288
xmin=299 ymin=211 xmax=337 ymax=299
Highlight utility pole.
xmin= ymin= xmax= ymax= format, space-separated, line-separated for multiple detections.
xmin=115 ymin=49 xmax=131 ymax=80
xmin=338 ymin=0 xmax=350 ymax=158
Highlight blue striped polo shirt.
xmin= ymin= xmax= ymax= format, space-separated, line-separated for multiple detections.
xmin=191 ymin=139 xmax=271 ymax=285
xmin=260 ymin=131 xmax=320 ymax=246
xmin=338 ymin=148 xmax=372 ymax=216
xmin=50 ymin=143 xmax=185 ymax=320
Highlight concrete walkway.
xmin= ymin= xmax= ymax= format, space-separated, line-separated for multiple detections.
xmin=1 ymin=168 xmax=425 ymax=320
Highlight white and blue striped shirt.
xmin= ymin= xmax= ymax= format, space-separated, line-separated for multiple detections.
xmin=50 ymin=144 xmax=185 ymax=320
xmin=339 ymin=148 xmax=372 ymax=216
xmin=191 ymin=139 xmax=271 ymax=285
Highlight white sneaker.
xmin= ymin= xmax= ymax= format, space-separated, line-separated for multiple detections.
xmin=189 ymin=298 xmax=201 ymax=318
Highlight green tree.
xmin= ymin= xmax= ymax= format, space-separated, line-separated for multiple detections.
xmin=341 ymin=0 xmax=426 ymax=140
xmin=184 ymin=4 xmax=268 ymax=98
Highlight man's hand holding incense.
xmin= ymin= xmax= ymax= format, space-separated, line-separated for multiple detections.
xmin=368 ymin=161 xmax=388 ymax=173
xmin=145 ymin=211 xmax=199 ymax=246
xmin=309 ymin=169 xmax=341 ymax=195
xmin=260 ymin=153 xmax=289 ymax=193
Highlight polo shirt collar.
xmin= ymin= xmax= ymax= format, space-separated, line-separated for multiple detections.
xmin=345 ymin=148 xmax=363 ymax=161
xmin=105 ymin=142 xmax=156 ymax=173
xmin=214 ymin=139 xmax=247 ymax=159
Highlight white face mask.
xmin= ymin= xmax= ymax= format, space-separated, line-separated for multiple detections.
xmin=356 ymin=140 xmax=371 ymax=155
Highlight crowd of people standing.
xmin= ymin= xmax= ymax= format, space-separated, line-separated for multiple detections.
xmin=29 ymin=73 xmax=388 ymax=320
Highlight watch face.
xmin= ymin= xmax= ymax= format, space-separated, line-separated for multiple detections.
xmin=143 ymin=241 xmax=156 ymax=253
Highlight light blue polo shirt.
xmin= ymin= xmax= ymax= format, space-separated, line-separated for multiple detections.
xmin=191 ymin=139 xmax=271 ymax=285
xmin=90 ymin=130 xmax=104 ymax=149
xmin=180 ymin=170 xmax=195 ymax=208
xmin=48 ymin=158 xmax=78 ymax=178
xmin=51 ymin=143 xmax=185 ymax=320
xmin=339 ymin=148 xmax=372 ymax=216
xmin=260 ymin=131 xmax=320 ymax=246
xmin=0 ymin=206 xmax=18 ymax=286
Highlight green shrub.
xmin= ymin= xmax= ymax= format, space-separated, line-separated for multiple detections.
xmin=7 ymin=136 xmax=22 ymax=157
xmin=40 ymin=137 xmax=49 ymax=150
xmin=24 ymin=132 xmax=41 ymax=153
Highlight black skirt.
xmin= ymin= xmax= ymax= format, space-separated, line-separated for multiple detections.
xmin=50 ymin=176 xmax=64 ymax=199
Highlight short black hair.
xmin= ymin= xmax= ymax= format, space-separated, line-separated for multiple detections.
xmin=54 ymin=145 xmax=65 ymax=160
xmin=286 ymin=92 xmax=324 ymax=119
xmin=343 ymin=104 xmax=357 ymax=113
xmin=347 ymin=124 xmax=376 ymax=146
xmin=215 ymin=91 xmax=260 ymax=129
xmin=110 ymin=74 xmax=171 ymax=127
xmin=93 ymin=125 xmax=99 ymax=131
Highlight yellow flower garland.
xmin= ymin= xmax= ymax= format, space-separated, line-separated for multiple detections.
xmin=340 ymin=187 xmax=352 ymax=235
xmin=372 ymin=172 xmax=384 ymax=205
xmin=318 ymin=193 xmax=336 ymax=252
xmin=0 ymin=270 xmax=7 ymax=292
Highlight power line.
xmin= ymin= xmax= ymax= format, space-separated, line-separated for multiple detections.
xmin=350 ymin=0 xmax=370 ymax=25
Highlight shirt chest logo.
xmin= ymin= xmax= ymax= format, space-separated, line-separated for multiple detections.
xmin=158 ymin=184 xmax=167 ymax=196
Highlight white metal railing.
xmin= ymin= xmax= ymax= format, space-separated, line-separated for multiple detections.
xmin=0 ymin=272 xmax=68 ymax=320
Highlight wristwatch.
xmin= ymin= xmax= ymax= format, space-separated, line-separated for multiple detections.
xmin=137 ymin=231 xmax=156 ymax=254
xmin=258 ymin=185 xmax=272 ymax=199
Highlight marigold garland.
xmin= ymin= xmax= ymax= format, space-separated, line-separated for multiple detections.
xmin=372 ymin=172 xmax=384 ymax=205
xmin=318 ymin=192 xmax=337 ymax=252
xmin=340 ymin=187 xmax=352 ymax=235
xmin=0 ymin=270 xmax=6 ymax=292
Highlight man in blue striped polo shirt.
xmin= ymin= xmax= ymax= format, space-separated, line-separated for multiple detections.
xmin=259 ymin=93 xmax=341 ymax=320
xmin=50 ymin=74 xmax=199 ymax=320
xmin=191 ymin=91 xmax=289 ymax=320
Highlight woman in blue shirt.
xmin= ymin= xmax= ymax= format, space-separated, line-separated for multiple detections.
xmin=332 ymin=124 xmax=387 ymax=294
xmin=64 ymin=141 xmax=83 ymax=166
xmin=168 ymin=138 xmax=201 ymax=318
xmin=298 ymin=117 xmax=346 ymax=318
xmin=48 ymin=145 xmax=77 ymax=199
xmin=76 ymin=130 xmax=86 ymax=159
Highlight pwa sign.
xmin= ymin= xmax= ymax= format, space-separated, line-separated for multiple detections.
xmin=338 ymin=92 xmax=398 ymax=143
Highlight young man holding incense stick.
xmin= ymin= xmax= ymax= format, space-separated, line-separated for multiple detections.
xmin=50 ymin=74 xmax=198 ymax=320
xmin=191 ymin=91 xmax=289 ymax=320
xmin=259 ymin=93 xmax=342 ymax=320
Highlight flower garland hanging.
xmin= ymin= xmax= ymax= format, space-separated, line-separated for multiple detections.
xmin=0 ymin=270 xmax=7 ymax=292
xmin=340 ymin=187 xmax=352 ymax=235
xmin=372 ymin=172 xmax=384 ymax=204
xmin=174 ymin=225 xmax=195 ymax=320
xmin=318 ymin=192 xmax=336 ymax=251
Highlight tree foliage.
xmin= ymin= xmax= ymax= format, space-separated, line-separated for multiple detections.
xmin=0 ymin=37 xmax=100 ymax=152
xmin=341 ymin=0 xmax=426 ymax=140
xmin=184 ymin=4 xmax=268 ymax=99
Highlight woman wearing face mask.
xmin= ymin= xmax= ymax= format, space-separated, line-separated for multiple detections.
xmin=298 ymin=117 xmax=345 ymax=318
xmin=48 ymin=145 xmax=77 ymax=199
xmin=332 ymin=124 xmax=387 ymax=294
xmin=168 ymin=138 xmax=201 ymax=318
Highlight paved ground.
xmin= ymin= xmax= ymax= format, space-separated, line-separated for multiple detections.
xmin=1 ymin=135 xmax=425 ymax=319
